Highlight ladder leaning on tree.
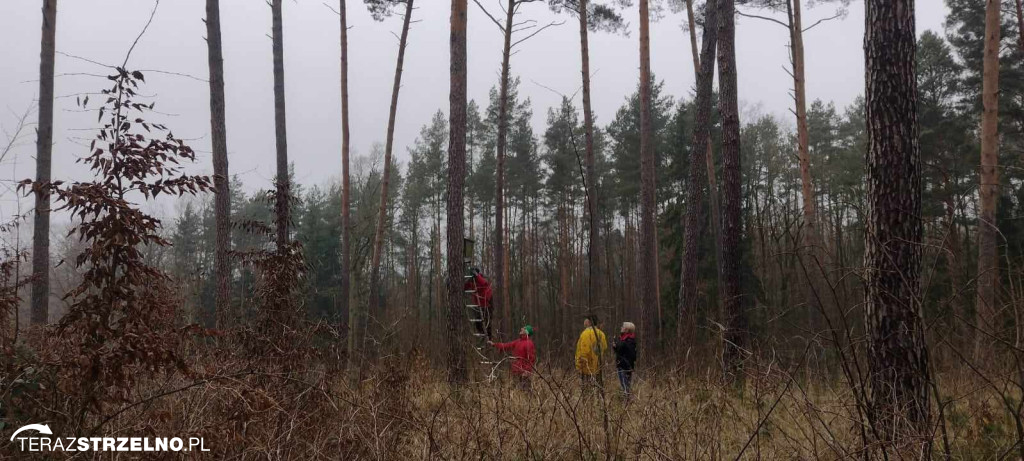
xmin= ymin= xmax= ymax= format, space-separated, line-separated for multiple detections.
xmin=463 ymin=238 xmax=503 ymax=378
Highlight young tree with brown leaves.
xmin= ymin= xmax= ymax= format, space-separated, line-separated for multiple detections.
xmin=24 ymin=68 xmax=212 ymax=422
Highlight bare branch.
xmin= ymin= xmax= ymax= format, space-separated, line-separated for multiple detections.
xmin=122 ymin=0 xmax=161 ymax=68
xmin=137 ymin=69 xmax=209 ymax=83
xmin=736 ymin=10 xmax=790 ymax=29
xmin=472 ymin=0 xmax=506 ymax=33
xmin=802 ymin=12 xmax=844 ymax=33
xmin=511 ymin=20 xmax=566 ymax=48
xmin=56 ymin=51 xmax=115 ymax=69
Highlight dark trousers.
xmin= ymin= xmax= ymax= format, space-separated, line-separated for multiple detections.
xmin=617 ymin=369 xmax=633 ymax=396
xmin=580 ymin=372 xmax=603 ymax=393
xmin=473 ymin=306 xmax=493 ymax=339
xmin=515 ymin=374 xmax=531 ymax=391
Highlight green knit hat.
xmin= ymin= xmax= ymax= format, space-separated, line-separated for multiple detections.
xmin=523 ymin=325 xmax=534 ymax=337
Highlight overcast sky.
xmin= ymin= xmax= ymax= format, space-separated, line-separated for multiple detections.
xmin=0 ymin=0 xmax=948 ymax=222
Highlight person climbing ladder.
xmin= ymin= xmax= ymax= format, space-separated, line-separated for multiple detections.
xmin=464 ymin=266 xmax=494 ymax=340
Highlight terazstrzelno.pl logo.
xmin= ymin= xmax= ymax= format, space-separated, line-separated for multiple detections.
xmin=10 ymin=423 xmax=210 ymax=453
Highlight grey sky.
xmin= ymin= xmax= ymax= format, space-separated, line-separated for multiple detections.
xmin=1 ymin=0 xmax=948 ymax=215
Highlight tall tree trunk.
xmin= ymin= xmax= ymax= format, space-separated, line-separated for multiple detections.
xmin=494 ymin=0 xmax=514 ymax=338
xmin=410 ymin=218 xmax=420 ymax=329
xmin=368 ymin=0 xmax=414 ymax=345
xmin=339 ymin=0 xmax=353 ymax=342
xmin=717 ymin=0 xmax=745 ymax=374
xmin=578 ymin=0 xmax=600 ymax=311
xmin=1015 ymin=0 xmax=1024 ymax=53
xmin=685 ymin=0 xmax=725 ymax=334
xmin=976 ymin=0 xmax=1001 ymax=356
xmin=446 ymin=0 xmax=469 ymax=385
xmin=434 ymin=198 xmax=443 ymax=327
xmin=271 ymin=0 xmax=290 ymax=250
xmin=677 ymin=0 xmax=720 ymax=345
xmin=502 ymin=205 xmax=511 ymax=333
xmin=31 ymin=0 xmax=57 ymax=326
xmin=637 ymin=0 xmax=659 ymax=350
xmin=864 ymin=0 xmax=930 ymax=440
xmin=559 ymin=203 xmax=570 ymax=340
xmin=468 ymin=135 xmax=475 ymax=242
xmin=943 ymin=188 xmax=965 ymax=331
xmin=519 ymin=195 xmax=528 ymax=321
xmin=206 ymin=0 xmax=230 ymax=329
xmin=787 ymin=0 xmax=824 ymax=331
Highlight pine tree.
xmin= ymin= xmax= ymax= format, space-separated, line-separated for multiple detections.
xmin=716 ymin=0 xmax=745 ymax=373
xmin=206 ymin=0 xmax=230 ymax=328
xmin=864 ymin=0 xmax=930 ymax=441
xmin=31 ymin=0 xmax=58 ymax=325
xmin=339 ymin=0 xmax=353 ymax=339
xmin=365 ymin=0 xmax=415 ymax=367
xmin=975 ymin=0 xmax=1001 ymax=356
xmin=549 ymin=0 xmax=626 ymax=311
xmin=446 ymin=0 xmax=469 ymax=385
xmin=678 ymin=0 xmax=720 ymax=345
xmin=271 ymin=0 xmax=290 ymax=251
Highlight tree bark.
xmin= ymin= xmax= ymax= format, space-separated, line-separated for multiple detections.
xmin=685 ymin=0 xmax=726 ymax=336
xmin=206 ymin=0 xmax=230 ymax=329
xmin=787 ymin=0 xmax=825 ymax=332
xmin=717 ymin=0 xmax=745 ymax=374
xmin=31 ymin=0 xmax=57 ymax=326
xmin=271 ymin=0 xmax=290 ymax=251
xmin=976 ymin=0 xmax=1001 ymax=356
xmin=447 ymin=0 xmax=469 ymax=385
xmin=502 ymin=205 xmax=510 ymax=332
xmin=578 ymin=0 xmax=600 ymax=311
xmin=368 ymin=0 xmax=414 ymax=347
xmin=677 ymin=0 xmax=720 ymax=345
xmin=637 ymin=0 xmax=660 ymax=351
xmin=494 ymin=0 xmax=514 ymax=338
xmin=864 ymin=0 xmax=930 ymax=441
xmin=339 ymin=0 xmax=352 ymax=336
xmin=1015 ymin=0 xmax=1024 ymax=54
xmin=559 ymin=203 xmax=570 ymax=338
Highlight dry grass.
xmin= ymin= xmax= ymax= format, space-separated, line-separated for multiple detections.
xmin=23 ymin=358 xmax=1005 ymax=460
xmin=3 ymin=332 xmax=1021 ymax=460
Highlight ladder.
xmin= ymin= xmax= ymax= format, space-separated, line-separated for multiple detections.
xmin=464 ymin=239 xmax=503 ymax=380
xmin=463 ymin=238 xmax=488 ymax=343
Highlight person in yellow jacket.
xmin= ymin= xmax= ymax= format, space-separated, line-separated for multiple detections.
xmin=575 ymin=316 xmax=608 ymax=389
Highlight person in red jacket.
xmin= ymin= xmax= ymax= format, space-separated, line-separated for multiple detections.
xmin=489 ymin=325 xmax=536 ymax=388
xmin=464 ymin=267 xmax=494 ymax=339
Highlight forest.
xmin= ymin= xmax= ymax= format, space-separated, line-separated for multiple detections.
xmin=2 ymin=0 xmax=1024 ymax=458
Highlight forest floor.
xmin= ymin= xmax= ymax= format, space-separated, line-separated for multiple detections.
xmin=3 ymin=331 xmax=1020 ymax=459
xmin=79 ymin=353 xmax=1018 ymax=460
